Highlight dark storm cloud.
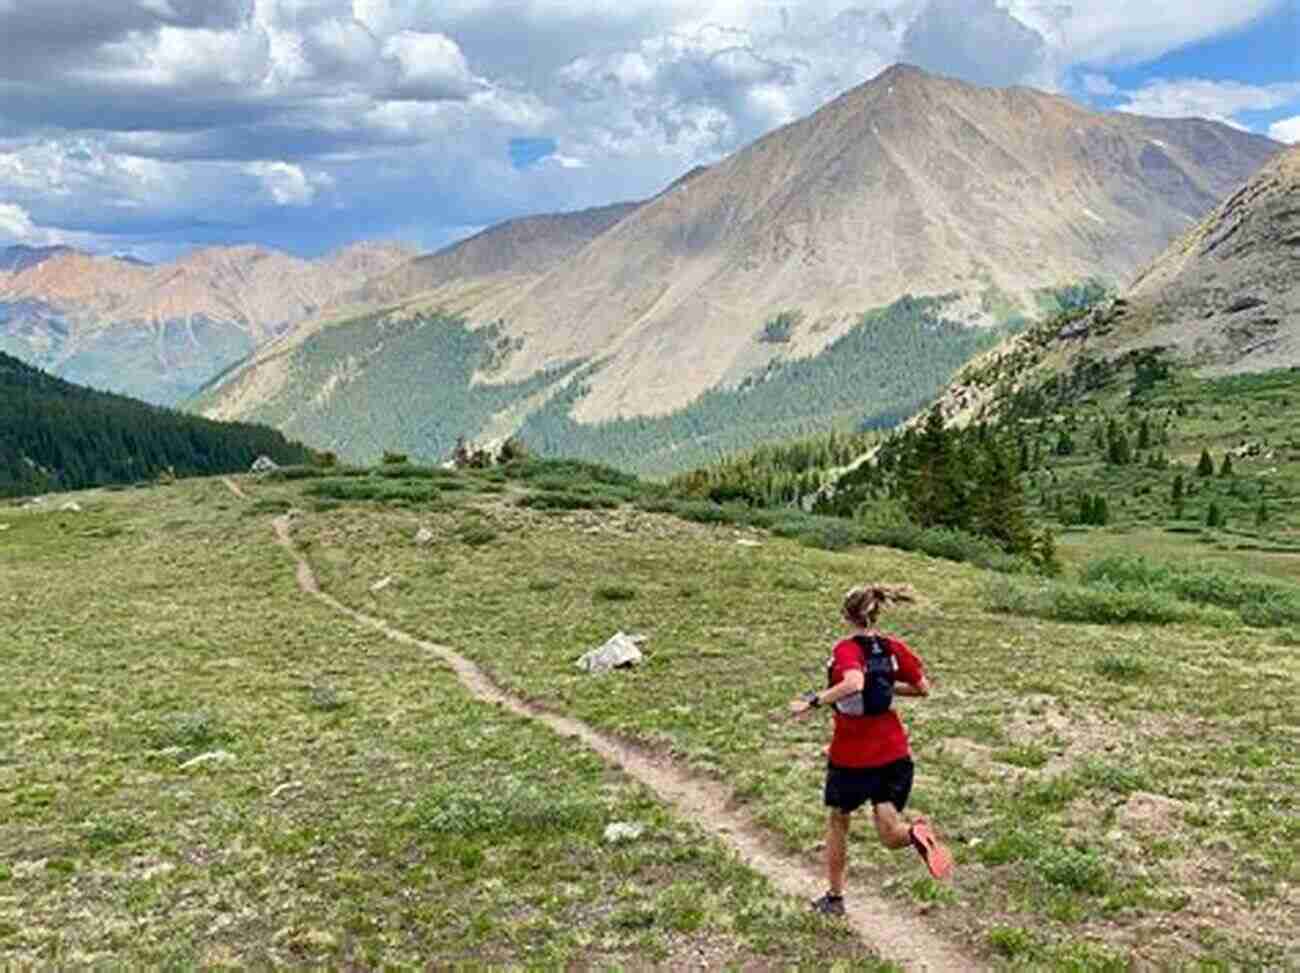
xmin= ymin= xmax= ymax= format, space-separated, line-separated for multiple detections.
xmin=902 ymin=0 xmax=1048 ymax=87
xmin=0 ymin=0 xmax=246 ymax=76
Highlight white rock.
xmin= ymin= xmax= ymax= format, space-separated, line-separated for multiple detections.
xmin=603 ymin=821 xmax=645 ymax=844
xmin=250 ymin=455 xmax=280 ymax=474
xmin=270 ymin=781 xmax=303 ymax=799
xmin=0 ymin=523 xmax=10 ymax=532
xmin=59 ymin=501 xmax=82 ymax=513
xmin=576 ymin=631 xmax=645 ymax=674
xmin=414 ymin=527 xmax=435 ymax=545
xmin=180 ymin=750 xmax=235 ymax=770
xmin=371 ymin=576 xmax=394 ymax=593
xmin=736 ymin=539 xmax=761 ymax=547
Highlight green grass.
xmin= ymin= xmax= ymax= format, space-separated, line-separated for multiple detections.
xmin=280 ymin=463 xmax=1298 ymax=968
xmin=0 ymin=477 xmax=878 ymax=967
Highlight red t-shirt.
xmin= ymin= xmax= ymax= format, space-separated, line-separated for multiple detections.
xmin=827 ymin=634 xmax=923 ymax=769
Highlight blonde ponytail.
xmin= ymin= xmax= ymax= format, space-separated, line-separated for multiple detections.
xmin=842 ymin=583 xmax=915 ymax=627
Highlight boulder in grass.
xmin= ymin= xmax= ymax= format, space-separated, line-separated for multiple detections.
xmin=59 ymin=501 xmax=82 ymax=513
xmin=415 ymin=527 xmax=435 ymax=546
xmin=603 ymin=821 xmax=645 ymax=844
xmin=250 ymin=455 xmax=280 ymax=474
xmin=576 ymin=631 xmax=646 ymax=674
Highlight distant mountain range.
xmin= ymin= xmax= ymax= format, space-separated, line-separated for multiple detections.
xmin=189 ymin=64 xmax=1279 ymax=471
xmin=0 ymin=242 xmax=416 ymax=406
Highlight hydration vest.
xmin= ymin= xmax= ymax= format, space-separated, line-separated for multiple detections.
xmin=828 ymin=635 xmax=897 ymax=717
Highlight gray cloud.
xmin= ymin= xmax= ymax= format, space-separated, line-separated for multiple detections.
xmin=0 ymin=0 xmax=245 ymax=76
xmin=0 ymin=0 xmax=1292 ymax=258
xmin=902 ymin=0 xmax=1048 ymax=87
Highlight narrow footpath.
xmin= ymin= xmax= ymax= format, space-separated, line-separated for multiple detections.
xmin=271 ymin=514 xmax=983 ymax=972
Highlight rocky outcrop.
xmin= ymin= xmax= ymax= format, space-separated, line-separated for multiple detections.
xmin=1114 ymin=146 xmax=1300 ymax=373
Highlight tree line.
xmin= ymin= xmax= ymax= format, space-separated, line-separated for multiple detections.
xmin=0 ymin=351 xmax=310 ymax=497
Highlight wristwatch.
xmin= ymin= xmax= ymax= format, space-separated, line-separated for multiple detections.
xmin=803 ymin=691 xmax=821 ymax=708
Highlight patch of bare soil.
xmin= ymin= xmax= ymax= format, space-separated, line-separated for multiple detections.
xmin=270 ymin=514 xmax=984 ymax=972
xmin=222 ymin=477 xmax=248 ymax=500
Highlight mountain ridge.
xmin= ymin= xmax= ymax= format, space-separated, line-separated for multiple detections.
xmin=195 ymin=65 xmax=1281 ymax=467
xmin=0 ymin=241 xmax=417 ymax=405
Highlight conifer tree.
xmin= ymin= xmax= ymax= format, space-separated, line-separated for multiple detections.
xmin=1197 ymin=448 xmax=1215 ymax=477
xmin=1206 ymin=501 xmax=1224 ymax=528
xmin=1220 ymin=453 xmax=1234 ymax=477
xmin=1137 ymin=417 xmax=1152 ymax=450
xmin=1256 ymin=499 xmax=1270 ymax=527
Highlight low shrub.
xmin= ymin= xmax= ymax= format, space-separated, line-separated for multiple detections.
xmin=987 ymin=926 xmax=1037 ymax=959
xmin=458 ymin=525 xmax=498 ymax=547
xmin=263 ymin=465 xmax=327 ymax=481
xmin=594 ymin=584 xmax=637 ymax=602
xmin=798 ymin=521 xmax=860 ymax=552
xmin=1093 ymin=654 xmax=1150 ymax=680
xmin=304 ymin=479 xmax=441 ymax=505
xmin=983 ymin=577 xmax=1234 ymax=627
xmin=516 ymin=491 xmax=619 ymax=512
xmin=1036 ymin=845 xmax=1109 ymax=894
xmin=1082 ymin=555 xmax=1300 ymax=627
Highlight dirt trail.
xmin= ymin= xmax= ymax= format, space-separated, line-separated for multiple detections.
xmin=222 ymin=477 xmax=248 ymax=499
xmin=271 ymin=514 xmax=983 ymax=972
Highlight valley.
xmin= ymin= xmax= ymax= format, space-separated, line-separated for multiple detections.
xmin=2 ymin=461 xmax=1295 ymax=967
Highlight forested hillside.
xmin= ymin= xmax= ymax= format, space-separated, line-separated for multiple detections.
xmin=0 ymin=352 xmax=309 ymax=497
xmin=518 ymin=295 xmax=1004 ymax=474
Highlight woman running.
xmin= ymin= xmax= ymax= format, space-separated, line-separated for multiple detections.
xmin=789 ymin=583 xmax=953 ymax=916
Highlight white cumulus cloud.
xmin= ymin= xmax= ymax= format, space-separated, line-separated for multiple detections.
xmin=246 ymin=160 xmax=322 ymax=205
xmin=1114 ymin=78 xmax=1300 ymax=126
xmin=1269 ymin=116 xmax=1300 ymax=143
xmin=381 ymin=31 xmax=483 ymax=100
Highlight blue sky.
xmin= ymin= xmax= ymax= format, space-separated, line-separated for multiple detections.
xmin=0 ymin=0 xmax=1296 ymax=261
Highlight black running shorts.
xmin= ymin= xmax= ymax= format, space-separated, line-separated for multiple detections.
xmin=824 ymin=758 xmax=914 ymax=814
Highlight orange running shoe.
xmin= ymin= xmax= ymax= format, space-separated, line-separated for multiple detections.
xmin=909 ymin=817 xmax=954 ymax=880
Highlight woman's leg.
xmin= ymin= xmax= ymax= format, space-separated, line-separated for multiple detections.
xmin=826 ymin=809 xmax=852 ymax=895
xmin=871 ymin=801 xmax=913 ymax=849
xmin=874 ymin=801 xmax=954 ymax=878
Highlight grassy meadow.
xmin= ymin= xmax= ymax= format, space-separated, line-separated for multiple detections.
xmin=2 ymin=461 xmax=1297 ymax=968
xmin=0 ymin=478 xmax=871 ymax=968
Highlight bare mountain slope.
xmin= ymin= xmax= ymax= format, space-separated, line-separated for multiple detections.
xmin=456 ymin=64 xmax=1277 ymax=421
xmin=196 ymin=66 xmax=1280 ymax=469
xmin=899 ymin=146 xmax=1300 ymax=441
xmin=361 ymin=200 xmax=641 ymax=305
xmin=1109 ymin=144 xmax=1300 ymax=372
xmin=0 ymin=242 xmax=415 ymax=405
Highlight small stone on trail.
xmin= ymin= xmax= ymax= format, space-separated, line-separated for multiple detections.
xmin=414 ymin=527 xmax=435 ymax=545
xmin=603 ymin=821 xmax=645 ymax=844
xmin=576 ymin=631 xmax=646 ymax=673
xmin=180 ymin=750 xmax=235 ymax=770
xmin=371 ymin=575 xmax=394 ymax=593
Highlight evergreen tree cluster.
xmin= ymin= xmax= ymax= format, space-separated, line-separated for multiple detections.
xmin=0 ymin=352 xmax=310 ymax=497
xmin=669 ymin=428 xmax=876 ymax=506
xmin=823 ymin=405 xmax=1047 ymax=560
